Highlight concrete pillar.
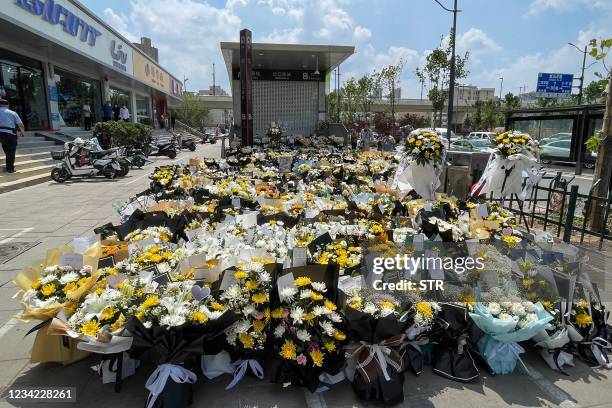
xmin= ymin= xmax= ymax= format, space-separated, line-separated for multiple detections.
xmin=130 ymin=91 xmax=137 ymax=123
xmin=102 ymin=79 xmax=111 ymax=103
xmin=46 ymin=63 xmax=61 ymax=130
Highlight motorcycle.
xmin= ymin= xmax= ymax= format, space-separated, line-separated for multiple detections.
xmin=144 ymin=135 xmax=177 ymax=159
xmin=180 ymin=137 xmax=197 ymax=151
xmin=125 ymin=145 xmax=150 ymax=168
xmin=50 ymin=138 xmax=123 ymax=183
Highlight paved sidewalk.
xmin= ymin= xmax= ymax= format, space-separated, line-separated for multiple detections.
xmin=0 ymin=143 xmax=611 ymax=407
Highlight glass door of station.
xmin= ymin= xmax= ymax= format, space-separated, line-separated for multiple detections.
xmin=0 ymin=57 xmax=48 ymax=131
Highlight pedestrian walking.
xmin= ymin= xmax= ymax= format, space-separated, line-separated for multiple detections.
xmin=102 ymin=101 xmax=112 ymax=122
xmin=120 ymin=105 xmax=130 ymax=122
xmin=362 ymin=126 xmax=373 ymax=152
xmin=382 ymin=133 xmax=395 ymax=152
xmin=0 ymin=99 xmax=26 ymax=173
xmin=82 ymin=99 xmax=92 ymax=130
xmin=112 ymin=104 xmax=120 ymax=121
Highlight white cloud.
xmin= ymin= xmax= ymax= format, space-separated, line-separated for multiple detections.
xmin=353 ymin=26 xmax=372 ymax=40
xmin=272 ymin=7 xmax=286 ymax=15
xmin=317 ymin=7 xmax=353 ymax=38
xmin=526 ymin=0 xmax=612 ymax=16
xmin=458 ymin=28 xmax=501 ymax=55
xmin=103 ymin=0 xmax=241 ymax=93
xmin=288 ymin=8 xmax=304 ymax=21
xmin=260 ymin=27 xmax=303 ymax=43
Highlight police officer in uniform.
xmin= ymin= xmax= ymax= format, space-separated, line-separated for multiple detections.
xmin=0 ymin=99 xmax=26 ymax=173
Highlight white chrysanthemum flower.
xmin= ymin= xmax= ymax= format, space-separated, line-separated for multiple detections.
xmin=300 ymin=289 xmax=313 ymax=299
xmin=290 ymin=306 xmax=304 ymax=324
xmin=363 ymin=302 xmax=377 ymax=315
xmin=243 ymin=304 xmax=256 ymax=316
xmin=40 ymin=274 xmax=56 ymax=285
xmin=59 ymin=272 xmax=79 ymax=285
xmin=274 ymin=324 xmax=286 ymax=338
xmin=279 ymin=287 xmax=298 ymax=302
xmin=319 ymin=320 xmax=335 ymax=336
xmin=523 ymin=302 xmax=537 ymax=313
xmin=498 ymin=313 xmax=513 ymax=321
xmin=313 ymin=306 xmax=330 ymax=316
xmin=258 ymin=271 xmax=271 ymax=283
xmin=329 ymin=312 xmax=342 ymax=323
xmin=311 ymin=282 xmax=326 ymax=292
xmin=296 ymin=329 xmax=311 ymax=342
xmin=380 ymin=307 xmax=395 ymax=317
xmin=143 ymin=321 xmax=153 ymax=328
xmin=206 ymin=310 xmax=224 ymax=320
xmin=234 ymin=319 xmax=251 ymax=334
xmin=500 ymin=301 xmax=513 ymax=309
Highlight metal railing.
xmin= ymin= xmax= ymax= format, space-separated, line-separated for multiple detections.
xmin=502 ymin=172 xmax=611 ymax=249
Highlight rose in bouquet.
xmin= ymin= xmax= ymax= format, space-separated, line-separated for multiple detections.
xmin=269 ymin=276 xmax=346 ymax=392
xmin=469 ymin=299 xmax=553 ymax=374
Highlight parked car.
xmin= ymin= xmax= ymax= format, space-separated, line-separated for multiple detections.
xmin=435 ymin=128 xmax=459 ymax=142
xmin=449 ymin=139 xmax=495 ymax=153
xmin=539 ymin=132 xmax=572 ymax=145
xmin=467 ymin=131 xmax=497 ymax=142
xmin=540 ymin=139 xmax=596 ymax=168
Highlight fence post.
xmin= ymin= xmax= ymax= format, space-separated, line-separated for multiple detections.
xmin=563 ymin=185 xmax=579 ymax=243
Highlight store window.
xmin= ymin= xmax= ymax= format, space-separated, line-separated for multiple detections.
xmin=136 ymin=96 xmax=151 ymax=125
xmin=54 ymin=68 xmax=102 ymax=128
xmin=0 ymin=49 xmax=48 ymax=130
xmin=108 ymin=87 xmax=130 ymax=112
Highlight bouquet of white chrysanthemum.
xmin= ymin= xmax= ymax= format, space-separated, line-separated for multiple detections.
xmin=251 ymin=222 xmax=289 ymax=260
xmin=125 ymin=226 xmax=172 ymax=244
xmin=270 ymin=276 xmax=346 ymax=392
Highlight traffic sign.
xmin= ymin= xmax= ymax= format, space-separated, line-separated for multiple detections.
xmin=535 ymin=73 xmax=574 ymax=98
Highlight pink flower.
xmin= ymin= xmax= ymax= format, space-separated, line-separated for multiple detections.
xmin=290 ymin=326 xmax=297 ymax=334
xmin=296 ymin=354 xmax=307 ymax=366
xmin=254 ymin=311 xmax=264 ymax=320
xmin=282 ymin=309 xmax=290 ymax=318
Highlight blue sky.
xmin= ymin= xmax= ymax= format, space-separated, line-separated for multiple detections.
xmin=83 ymin=0 xmax=612 ymax=98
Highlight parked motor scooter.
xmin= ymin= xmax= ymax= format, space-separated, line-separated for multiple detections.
xmin=88 ymin=137 xmax=130 ymax=177
xmin=50 ymin=138 xmax=123 ymax=182
xmin=144 ymin=135 xmax=177 ymax=159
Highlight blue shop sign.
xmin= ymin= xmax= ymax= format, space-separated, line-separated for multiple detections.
xmin=15 ymin=0 xmax=102 ymax=47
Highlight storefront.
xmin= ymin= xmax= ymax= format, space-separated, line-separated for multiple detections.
xmin=0 ymin=48 xmax=48 ymax=130
xmin=54 ymin=67 xmax=102 ymax=127
xmin=0 ymin=0 xmax=183 ymax=131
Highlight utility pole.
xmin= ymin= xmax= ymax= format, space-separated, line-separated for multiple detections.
xmin=433 ymin=0 xmax=459 ymax=147
xmin=499 ymin=76 xmax=503 ymax=100
xmin=568 ymin=43 xmax=588 ymax=105
xmin=213 ymin=63 xmax=216 ymax=96
xmin=336 ymin=66 xmax=341 ymax=122
xmin=183 ymin=76 xmax=189 ymax=93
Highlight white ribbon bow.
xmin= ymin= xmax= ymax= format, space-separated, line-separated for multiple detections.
xmin=225 ymin=359 xmax=264 ymax=390
xmin=145 ymin=363 xmax=197 ymax=408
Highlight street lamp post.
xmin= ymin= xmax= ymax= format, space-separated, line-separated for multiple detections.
xmin=499 ymin=77 xmax=503 ymax=100
xmin=183 ymin=76 xmax=189 ymax=93
xmin=568 ymin=43 xmax=587 ymax=105
xmin=433 ymin=0 xmax=460 ymax=148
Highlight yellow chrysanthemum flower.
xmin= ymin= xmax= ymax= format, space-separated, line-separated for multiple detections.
xmin=211 ymin=302 xmax=225 ymax=311
xmin=575 ymin=313 xmax=592 ymax=328
xmin=271 ymin=308 xmax=285 ymax=319
xmin=192 ymin=311 xmax=209 ymax=324
xmin=310 ymin=349 xmax=324 ymax=367
xmin=324 ymin=300 xmax=337 ymax=311
xmin=294 ymin=277 xmax=312 ymax=287
xmin=280 ymin=340 xmax=297 ymax=360
xmin=310 ymin=292 xmax=323 ymax=301
xmin=30 ymin=280 xmax=41 ymax=290
xmin=41 ymin=283 xmax=56 ymax=296
xmin=234 ymin=271 xmax=248 ymax=280
xmin=101 ymin=306 xmax=115 ymax=320
xmin=140 ymin=295 xmax=159 ymax=309
xmin=332 ymin=330 xmax=346 ymax=341
xmin=416 ymin=302 xmax=433 ymax=319
xmin=63 ymin=282 xmax=77 ymax=294
xmin=253 ymin=320 xmax=265 ymax=333
xmin=251 ymin=293 xmax=268 ymax=304
xmin=80 ymin=320 xmax=100 ymax=337
xmin=239 ymin=332 xmax=254 ymax=349
xmin=323 ymin=341 xmax=336 ymax=352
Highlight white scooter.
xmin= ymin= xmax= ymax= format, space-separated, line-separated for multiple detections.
xmin=50 ymin=138 xmax=123 ymax=183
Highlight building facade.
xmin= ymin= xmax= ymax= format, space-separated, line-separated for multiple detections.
xmin=221 ymin=42 xmax=354 ymax=138
xmin=133 ymin=37 xmax=159 ymax=63
xmin=0 ymin=0 xmax=182 ymax=131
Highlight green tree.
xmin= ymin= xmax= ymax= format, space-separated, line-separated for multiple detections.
xmin=469 ymin=100 xmax=484 ymax=130
xmin=416 ymin=31 xmax=470 ymax=127
xmin=356 ymin=73 xmax=380 ymax=123
xmin=584 ymin=79 xmax=607 ymax=103
xmin=341 ymin=77 xmax=359 ymax=124
xmin=378 ymin=62 xmax=405 ymax=133
xmin=587 ymin=37 xmax=612 ymax=230
xmin=481 ymin=100 xmax=504 ymax=130
xmin=504 ymin=92 xmax=521 ymax=110
xmin=176 ymin=93 xmax=209 ymax=129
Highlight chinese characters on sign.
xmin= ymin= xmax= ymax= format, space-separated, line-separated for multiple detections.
xmin=535 ymin=73 xmax=574 ymax=99
xmin=233 ymin=69 xmax=325 ymax=82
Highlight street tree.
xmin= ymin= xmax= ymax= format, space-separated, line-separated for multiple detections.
xmin=356 ymin=73 xmax=380 ymax=123
xmin=504 ymin=92 xmax=521 ymax=110
xmin=176 ymin=92 xmax=209 ymax=129
xmin=416 ymin=32 xmax=469 ymax=127
xmin=378 ymin=61 xmax=404 ymax=134
xmin=584 ymin=79 xmax=607 ymax=104
xmin=586 ymin=37 xmax=612 ymax=230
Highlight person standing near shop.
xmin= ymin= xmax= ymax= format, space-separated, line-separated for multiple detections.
xmin=382 ymin=132 xmax=395 ymax=152
xmin=120 ymin=105 xmax=130 ymax=122
xmin=82 ymin=99 xmax=92 ymax=131
xmin=112 ymin=104 xmax=120 ymax=121
xmin=0 ymin=99 xmax=26 ymax=173
xmin=102 ymin=101 xmax=112 ymax=122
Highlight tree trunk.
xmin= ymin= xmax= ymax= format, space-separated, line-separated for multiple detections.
xmin=589 ymin=73 xmax=612 ymax=231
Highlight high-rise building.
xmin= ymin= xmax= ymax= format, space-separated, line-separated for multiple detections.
xmin=133 ymin=37 xmax=159 ymax=63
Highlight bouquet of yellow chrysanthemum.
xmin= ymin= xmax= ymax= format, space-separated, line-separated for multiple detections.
xmin=405 ymin=128 xmax=445 ymax=166
xmin=269 ymin=275 xmax=346 ymax=392
xmin=494 ymin=130 xmax=539 ymax=159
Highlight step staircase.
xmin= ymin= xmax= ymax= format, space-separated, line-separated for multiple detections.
xmin=0 ymin=133 xmax=65 ymax=194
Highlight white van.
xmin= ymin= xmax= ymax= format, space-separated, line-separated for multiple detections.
xmin=468 ymin=131 xmax=497 ymax=141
